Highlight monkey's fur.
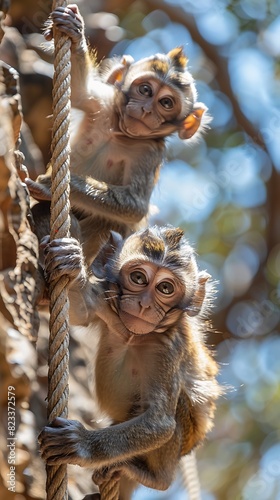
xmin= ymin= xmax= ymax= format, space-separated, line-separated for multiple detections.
xmin=26 ymin=4 xmax=209 ymax=265
xmin=39 ymin=226 xmax=221 ymax=498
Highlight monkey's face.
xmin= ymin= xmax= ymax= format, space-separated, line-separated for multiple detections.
xmin=118 ymin=76 xmax=188 ymax=138
xmin=111 ymin=48 xmax=207 ymax=140
xmin=117 ymin=72 xmax=196 ymax=140
xmin=117 ymin=261 xmax=185 ymax=335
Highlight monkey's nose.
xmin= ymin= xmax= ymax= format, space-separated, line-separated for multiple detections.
xmin=139 ymin=302 xmax=151 ymax=312
xmin=141 ymin=106 xmax=152 ymax=116
xmin=139 ymin=294 xmax=152 ymax=310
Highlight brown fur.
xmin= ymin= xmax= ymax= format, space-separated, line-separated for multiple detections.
xmin=38 ymin=227 xmax=221 ymax=498
xmin=26 ymin=4 xmax=208 ymax=266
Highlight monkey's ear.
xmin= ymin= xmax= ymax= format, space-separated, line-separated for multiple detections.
xmin=167 ymin=47 xmax=188 ymax=70
xmin=187 ymin=271 xmax=210 ymax=316
xmin=91 ymin=231 xmax=123 ymax=279
xmin=178 ymin=103 xmax=207 ymax=140
xmin=164 ymin=227 xmax=184 ymax=249
xmin=106 ymin=55 xmax=134 ymax=85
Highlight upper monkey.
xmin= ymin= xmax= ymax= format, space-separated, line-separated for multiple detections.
xmin=27 ymin=4 xmax=209 ymax=265
xmin=100 ymin=47 xmax=207 ymax=140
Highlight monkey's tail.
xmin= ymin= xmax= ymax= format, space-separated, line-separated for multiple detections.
xmin=180 ymin=452 xmax=201 ymax=500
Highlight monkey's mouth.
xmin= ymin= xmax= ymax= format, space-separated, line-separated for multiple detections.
xmin=119 ymin=310 xmax=157 ymax=335
xmin=121 ymin=115 xmax=154 ymax=136
xmin=120 ymin=113 xmax=177 ymax=139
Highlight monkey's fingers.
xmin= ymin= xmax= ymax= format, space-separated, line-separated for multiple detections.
xmin=50 ymin=6 xmax=84 ymax=44
xmin=38 ymin=416 xmax=78 ymax=444
xmin=44 ymin=27 xmax=53 ymax=42
xmin=43 ymin=451 xmax=82 ymax=466
xmin=25 ymin=178 xmax=51 ymax=201
xmin=43 ymin=238 xmax=87 ymax=284
xmin=43 ymin=16 xmax=53 ymax=41
xmin=38 ymin=417 xmax=88 ymax=465
xmin=40 ymin=235 xmax=51 ymax=250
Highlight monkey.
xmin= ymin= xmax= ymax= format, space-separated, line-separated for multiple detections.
xmin=26 ymin=4 xmax=209 ymax=265
xmin=38 ymin=226 xmax=221 ymax=498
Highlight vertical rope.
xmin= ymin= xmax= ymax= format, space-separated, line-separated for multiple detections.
xmin=180 ymin=453 xmax=201 ymax=500
xmin=46 ymin=1 xmax=71 ymax=499
xmin=44 ymin=3 xmax=120 ymax=498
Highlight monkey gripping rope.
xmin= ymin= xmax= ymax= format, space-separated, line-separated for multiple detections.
xmin=46 ymin=0 xmax=71 ymax=499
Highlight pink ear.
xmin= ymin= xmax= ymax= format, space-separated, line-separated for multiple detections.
xmin=179 ymin=104 xmax=207 ymax=140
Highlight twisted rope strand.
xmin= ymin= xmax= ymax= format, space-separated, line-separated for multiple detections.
xmin=180 ymin=453 xmax=201 ymax=500
xmin=46 ymin=3 xmax=121 ymax=499
xmin=46 ymin=1 xmax=71 ymax=499
xmin=99 ymin=477 xmax=120 ymax=500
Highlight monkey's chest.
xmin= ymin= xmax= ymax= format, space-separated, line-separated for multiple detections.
xmin=72 ymin=140 xmax=129 ymax=184
xmin=95 ymin=347 xmax=143 ymax=422
xmin=71 ymin=117 xmax=133 ymax=182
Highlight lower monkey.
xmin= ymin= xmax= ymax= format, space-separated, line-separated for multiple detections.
xmin=39 ymin=226 xmax=221 ymax=498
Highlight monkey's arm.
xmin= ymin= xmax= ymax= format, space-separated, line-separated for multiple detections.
xmin=39 ymin=368 xmax=179 ymax=469
xmin=26 ymin=176 xmax=148 ymax=224
xmin=70 ymin=173 xmax=153 ymax=224
xmin=45 ymin=5 xmax=94 ymax=108
xmin=26 ymin=150 xmax=162 ymax=225
xmin=92 ymin=433 xmax=182 ymax=491
xmin=38 ymin=410 xmax=174 ymax=466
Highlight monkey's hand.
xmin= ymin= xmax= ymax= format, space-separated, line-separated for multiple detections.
xmin=94 ymin=285 xmax=124 ymax=327
xmin=42 ymin=236 xmax=87 ymax=286
xmin=25 ymin=177 xmax=51 ymax=201
xmin=44 ymin=4 xmax=86 ymax=51
xmin=38 ymin=417 xmax=91 ymax=466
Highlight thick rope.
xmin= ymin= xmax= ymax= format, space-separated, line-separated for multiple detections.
xmin=46 ymin=0 xmax=71 ymax=499
xmin=45 ymin=3 xmax=120 ymax=499
xmin=99 ymin=477 xmax=120 ymax=500
xmin=180 ymin=453 xmax=201 ymax=500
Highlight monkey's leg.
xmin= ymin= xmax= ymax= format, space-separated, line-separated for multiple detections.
xmin=91 ymin=432 xmax=181 ymax=492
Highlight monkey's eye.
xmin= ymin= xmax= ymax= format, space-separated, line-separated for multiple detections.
xmin=138 ymin=84 xmax=153 ymax=97
xmin=157 ymin=281 xmax=174 ymax=295
xmin=130 ymin=271 xmax=148 ymax=285
xmin=159 ymin=97 xmax=174 ymax=109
